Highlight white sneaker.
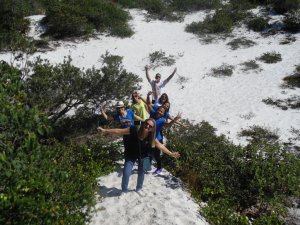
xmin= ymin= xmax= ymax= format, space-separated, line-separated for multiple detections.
xmin=118 ymin=191 xmax=127 ymax=200
xmin=135 ymin=189 xmax=147 ymax=197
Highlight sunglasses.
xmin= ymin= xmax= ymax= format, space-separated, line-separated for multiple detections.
xmin=145 ymin=122 xmax=153 ymax=129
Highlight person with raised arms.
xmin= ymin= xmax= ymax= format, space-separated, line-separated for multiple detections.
xmin=145 ymin=65 xmax=177 ymax=103
xmin=97 ymin=118 xmax=180 ymax=195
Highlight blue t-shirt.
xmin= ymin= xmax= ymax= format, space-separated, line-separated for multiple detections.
xmin=150 ymin=109 xmax=166 ymax=142
xmin=153 ymin=103 xmax=170 ymax=119
xmin=113 ymin=109 xmax=135 ymax=128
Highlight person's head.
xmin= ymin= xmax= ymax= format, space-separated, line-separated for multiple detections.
xmin=162 ymin=102 xmax=170 ymax=112
xmin=115 ymin=101 xmax=125 ymax=115
xmin=158 ymin=93 xmax=169 ymax=104
xmin=138 ymin=118 xmax=156 ymax=148
xmin=155 ymin=106 xmax=166 ymax=119
xmin=155 ymin=73 xmax=161 ymax=83
xmin=131 ymin=90 xmax=139 ymax=104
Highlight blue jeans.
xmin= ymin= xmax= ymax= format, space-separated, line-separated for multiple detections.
xmin=121 ymin=157 xmax=150 ymax=192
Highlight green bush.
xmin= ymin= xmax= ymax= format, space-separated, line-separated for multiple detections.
xmin=258 ymin=51 xmax=282 ymax=63
xmin=148 ymin=50 xmax=176 ymax=69
xmin=0 ymin=61 xmax=122 ymax=224
xmin=41 ymin=0 xmax=133 ymax=38
xmin=186 ymin=9 xmax=234 ymax=35
xmin=25 ymin=53 xmax=141 ymax=125
xmin=164 ymin=121 xmax=300 ymax=224
xmin=211 ymin=63 xmax=234 ymax=77
xmin=0 ymin=0 xmax=34 ymax=50
xmin=227 ymin=37 xmax=256 ymax=50
xmin=240 ymin=60 xmax=260 ymax=71
xmin=171 ymin=0 xmax=220 ymax=11
xmin=284 ymin=10 xmax=300 ymax=32
xmin=238 ymin=126 xmax=279 ymax=144
xmin=273 ymin=0 xmax=300 ymax=14
xmin=247 ymin=16 xmax=270 ymax=32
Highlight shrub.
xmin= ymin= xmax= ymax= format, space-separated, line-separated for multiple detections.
xmin=279 ymin=34 xmax=297 ymax=44
xmin=25 ymin=53 xmax=141 ymax=125
xmin=284 ymin=10 xmax=300 ymax=32
xmin=170 ymin=0 xmax=220 ymax=11
xmin=210 ymin=63 xmax=234 ymax=77
xmin=164 ymin=121 xmax=300 ymax=224
xmin=238 ymin=126 xmax=279 ymax=144
xmin=0 ymin=0 xmax=33 ymax=50
xmin=247 ymin=16 xmax=270 ymax=32
xmin=227 ymin=37 xmax=256 ymax=50
xmin=240 ymin=60 xmax=260 ymax=71
xmin=0 ymin=61 xmax=122 ymax=224
xmin=263 ymin=96 xmax=300 ymax=109
xmin=258 ymin=51 xmax=282 ymax=63
xmin=186 ymin=9 xmax=234 ymax=35
xmin=282 ymin=66 xmax=300 ymax=88
xmin=41 ymin=0 xmax=133 ymax=39
xmin=273 ymin=0 xmax=300 ymax=14
xmin=148 ymin=50 xmax=176 ymax=69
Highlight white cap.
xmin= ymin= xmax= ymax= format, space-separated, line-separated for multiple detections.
xmin=116 ymin=101 xmax=125 ymax=108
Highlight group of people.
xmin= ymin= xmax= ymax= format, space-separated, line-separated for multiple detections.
xmin=97 ymin=65 xmax=186 ymax=195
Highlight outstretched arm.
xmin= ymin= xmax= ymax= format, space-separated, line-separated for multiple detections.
xmin=155 ymin=139 xmax=180 ymax=159
xmin=164 ymin=112 xmax=181 ymax=128
xmin=101 ymin=108 xmax=110 ymax=121
xmin=146 ymin=91 xmax=154 ymax=111
xmin=164 ymin=67 xmax=177 ymax=84
xmin=97 ymin=127 xmax=130 ymax=135
xmin=145 ymin=65 xmax=151 ymax=83
xmin=167 ymin=116 xmax=190 ymax=128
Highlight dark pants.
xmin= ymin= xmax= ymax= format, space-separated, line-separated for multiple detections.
xmin=151 ymin=139 xmax=163 ymax=170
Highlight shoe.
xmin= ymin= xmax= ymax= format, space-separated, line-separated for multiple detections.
xmin=135 ymin=189 xmax=146 ymax=197
xmin=118 ymin=191 xmax=127 ymax=199
xmin=154 ymin=169 xmax=162 ymax=175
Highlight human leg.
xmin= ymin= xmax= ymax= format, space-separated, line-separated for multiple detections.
xmin=136 ymin=157 xmax=149 ymax=191
xmin=121 ymin=159 xmax=135 ymax=192
xmin=153 ymin=147 xmax=162 ymax=170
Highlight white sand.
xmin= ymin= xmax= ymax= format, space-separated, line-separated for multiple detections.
xmin=90 ymin=164 xmax=207 ymax=225
xmin=1 ymin=7 xmax=300 ymax=224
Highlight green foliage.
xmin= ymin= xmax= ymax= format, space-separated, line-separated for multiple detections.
xmin=263 ymin=96 xmax=300 ymax=110
xmin=258 ymin=51 xmax=282 ymax=64
xmin=210 ymin=63 xmax=234 ymax=77
xmin=25 ymin=52 xmax=141 ymax=125
xmin=41 ymin=0 xmax=133 ymax=38
xmin=273 ymin=0 xmax=300 ymax=14
xmin=0 ymin=0 xmax=34 ymax=50
xmin=227 ymin=37 xmax=256 ymax=50
xmin=0 ymin=61 xmax=122 ymax=224
xmin=247 ymin=16 xmax=270 ymax=32
xmin=186 ymin=9 xmax=234 ymax=35
xmin=282 ymin=64 xmax=300 ymax=89
xmin=284 ymin=10 xmax=300 ymax=32
xmin=170 ymin=0 xmax=220 ymax=11
xmin=148 ymin=50 xmax=176 ymax=69
xmin=240 ymin=60 xmax=260 ymax=71
xmin=238 ymin=126 xmax=279 ymax=144
xmin=164 ymin=121 xmax=300 ymax=224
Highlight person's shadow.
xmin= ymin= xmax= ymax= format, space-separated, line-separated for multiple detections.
xmin=98 ymin=186 xmax=121 ymax=197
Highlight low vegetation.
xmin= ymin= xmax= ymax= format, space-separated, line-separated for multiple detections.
xmin=239 ymin=125 xmax=279 ymax=144
xmin=164 ymin=122 xmax=300 ymax=225
xmin=240 ymin=60 xmax=261 ymax=72
xmin=246 ymin=16 xmax=270 ymax=32
xmin=148 ymin=50 xmax=176 ymax=69
xmin=282 ymin=64 xmax=300 ymax=89
xmin=227 ymin=37 xmax=256 ymax=50
xmin=263 ymin=96 xmax=300 ymax=110
xmin=258 ymin=51 xmax=282 ymax=64
xmin=210 ymin=63 xmax=235 ymax=77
